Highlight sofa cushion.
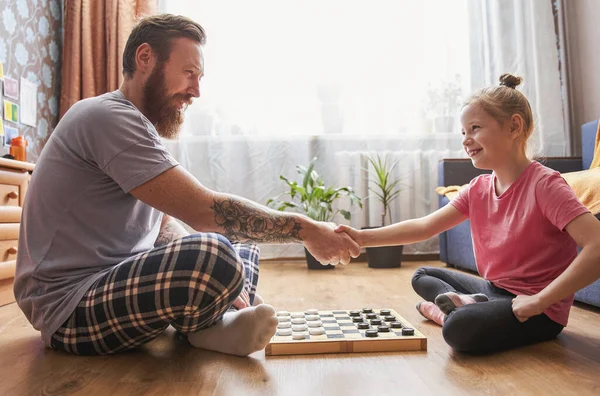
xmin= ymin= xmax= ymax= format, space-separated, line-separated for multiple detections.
xmin=435 ymin=184 xmax=467 ymax=201
xmin=575 ymin=279 xmax=600 ymax=307
xmin=562 ymin=168 xmax=600 ymax=215
xmin=446 ymin=219 xmax=478 ymax=273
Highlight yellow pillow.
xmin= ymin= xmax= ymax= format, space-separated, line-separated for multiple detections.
xmin=435 ymin=185 xmax=468 ymax=201
xmin=590 ymin=121 xmax=600 ymax=169
xmin=562 ymin=168 xmax=600 ymax=215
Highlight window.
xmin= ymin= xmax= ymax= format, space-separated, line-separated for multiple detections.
xmin=160 ymin=0 xmax=470 ymax=139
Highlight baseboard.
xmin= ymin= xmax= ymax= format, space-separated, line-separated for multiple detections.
xmin=353 ymin=253 xmax=439 ymax=262
xmin=401 ymin=254 xmax=440 ymax=261
xmin=262 ymin=253 xmax=440 ymax=262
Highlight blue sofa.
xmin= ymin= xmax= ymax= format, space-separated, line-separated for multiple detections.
xmin=438 ymin=120 xmax=600 ymax=307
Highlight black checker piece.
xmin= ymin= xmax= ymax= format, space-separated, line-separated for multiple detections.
xmin=402 ymin=328 xmax=415 ymax=336
xmin=365 ymin=329 xmax=378 ymax=337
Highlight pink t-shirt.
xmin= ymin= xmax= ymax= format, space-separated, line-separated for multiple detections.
xmin=451 ymin=161 xmax=589 ymax=326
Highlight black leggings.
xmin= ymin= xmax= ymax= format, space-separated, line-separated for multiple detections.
xmin=412 ymin=266 xmax=564 ymax=354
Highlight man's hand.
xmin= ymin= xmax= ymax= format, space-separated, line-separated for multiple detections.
xmin=301 ymin=221 xmax=360 ymax=266
xmin=512 ymin=294 xmax=545 ymax=322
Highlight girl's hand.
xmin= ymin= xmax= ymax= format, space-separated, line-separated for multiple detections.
xmin=334 ymin=224 xmax=363 ymax=247
xmin=512 ymin=294 xmax=545 ymax=322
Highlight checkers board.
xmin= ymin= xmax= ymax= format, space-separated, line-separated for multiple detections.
xmin=265 ymin=308 xmax=427 ymax=356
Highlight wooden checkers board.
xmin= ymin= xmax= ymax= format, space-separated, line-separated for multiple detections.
xmin=265 ymin=308 xmax=427 ymax=356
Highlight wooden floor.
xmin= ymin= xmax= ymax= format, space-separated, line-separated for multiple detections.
xmin=2 ymin=260 xmax=600 ymax=395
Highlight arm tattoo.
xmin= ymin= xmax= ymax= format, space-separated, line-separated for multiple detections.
xmin=211 ymin=198 xmax=303 ymax=243
xmin=155 ymin=217 xmax=190 ymax=247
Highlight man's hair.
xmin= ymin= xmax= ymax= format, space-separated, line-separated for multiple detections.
xmin=122 ymin=14 xmax=206 ymax=78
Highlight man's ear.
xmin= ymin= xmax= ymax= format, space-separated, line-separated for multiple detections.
xmin=509 ymin=114 xmax=524 ymax=140
xmin=135 ymin=43 xmax=154 ymax=74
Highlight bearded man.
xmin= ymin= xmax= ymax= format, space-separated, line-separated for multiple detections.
xmin=15 ymin=14 xmax=359 ymax=357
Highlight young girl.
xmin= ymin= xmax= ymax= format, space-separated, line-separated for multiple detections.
xmin=336 ymin=74 xmax=600 ymax=354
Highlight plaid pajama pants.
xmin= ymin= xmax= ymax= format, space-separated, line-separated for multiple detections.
xmin=50 ymin=233 xmax=260 ymax=355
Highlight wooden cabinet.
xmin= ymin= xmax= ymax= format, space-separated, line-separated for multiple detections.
xmin=0 ymin=158 xmax=34 ymax=307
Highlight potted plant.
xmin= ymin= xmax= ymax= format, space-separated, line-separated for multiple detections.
xmin=267 ymin=157 xmax=362 ymax=269
xmin=425 ymin=74 xmax=464 ymax=134
xmin=364 ymin=153 xmax=405 ymax=268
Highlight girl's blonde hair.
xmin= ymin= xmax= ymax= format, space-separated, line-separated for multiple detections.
xmin=463 ymin=74 xmax=535 ymax=156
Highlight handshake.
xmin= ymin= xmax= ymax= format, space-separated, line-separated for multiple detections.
xmin=302 ymin=220 xmax=364 ymax=267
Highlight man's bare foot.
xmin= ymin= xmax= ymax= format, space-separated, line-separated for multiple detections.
xmin=188 ymin=304 xmax=277 ymax=356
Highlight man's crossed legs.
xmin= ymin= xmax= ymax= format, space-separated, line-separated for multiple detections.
xmin=50 ymin=233 xmax=277 ymax=356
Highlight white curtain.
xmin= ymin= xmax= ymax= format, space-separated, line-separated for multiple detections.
xmin=159 ymin=0 xmax=567 ymax=258
xmin=468 ymin=0 xmax=569 ymax=156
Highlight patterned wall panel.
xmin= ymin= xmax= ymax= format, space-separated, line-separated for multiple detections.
xmin=0 ymin=0 xmax=62 ymax=162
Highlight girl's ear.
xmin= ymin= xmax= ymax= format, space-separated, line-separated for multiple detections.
xmin=509 ymin=114 xmax=524 ymax=140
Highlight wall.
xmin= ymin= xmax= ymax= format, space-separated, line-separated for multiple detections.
xmin=0 ymin=0 xmax=62 ymax=162
xmin=564 ymin=0 xmax=600 ymax=155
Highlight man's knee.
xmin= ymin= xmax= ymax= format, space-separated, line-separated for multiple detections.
xmin=175 ymin=233 xmax=245 ymax=300
xmin=192 ymin=232 xmax=244 ymax=277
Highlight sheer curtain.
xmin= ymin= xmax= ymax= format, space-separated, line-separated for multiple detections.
xmin=158 ymin=0 xmax=567 ymax=259
xmin=468 ymin=0 xmax=569 ymax=156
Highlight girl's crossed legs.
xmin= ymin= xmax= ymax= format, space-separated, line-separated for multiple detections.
xmin=412 ymin=266 xmax=564 ymax=354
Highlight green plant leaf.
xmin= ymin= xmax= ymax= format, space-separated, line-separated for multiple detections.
xmin=267 ymin=156 xmax=361 ymax=223
xmin=301 ymin=158 xmax=317 ymax=188
xmin=297 ymin=164 xmax=308 ymax=176
xmin=372 ymin=191 xmax=386 ymax=201
xmin=388 ymin=191 xmax=401 ymax=201
xmin=365 ymin=153 xmax=407 ymax=225
xmin=387 ymin=179 xmax=401 ymax=191
xmin=277 ymin=202 xmax=299 ymax=211
xmin=340 ymin=210 xmax=351 ymax=220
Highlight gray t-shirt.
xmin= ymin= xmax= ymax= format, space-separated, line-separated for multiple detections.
xmin=14 ymin=90 xmax=178 ymax=346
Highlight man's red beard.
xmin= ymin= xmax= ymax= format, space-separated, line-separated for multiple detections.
xmin=142 ymin=64 xmax=193 ymax=139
